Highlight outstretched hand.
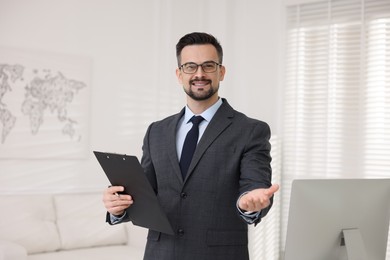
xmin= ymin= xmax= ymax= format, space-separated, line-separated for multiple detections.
xmin=238 ymin=184 xmax=280 ymax=212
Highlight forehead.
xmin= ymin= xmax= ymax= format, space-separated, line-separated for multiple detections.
xmin=180 ymin=44 xmax=219 ymax=64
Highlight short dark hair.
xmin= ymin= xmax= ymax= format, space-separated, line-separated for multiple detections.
xmin=176 ymin=32 xmax=223 ymax=67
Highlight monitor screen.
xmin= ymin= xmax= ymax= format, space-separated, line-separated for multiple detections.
xmin=284 ymin=179 xmax=390 ymax=260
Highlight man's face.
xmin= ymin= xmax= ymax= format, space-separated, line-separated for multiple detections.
xmin=176 ymin=44 xmax=225 ymax=101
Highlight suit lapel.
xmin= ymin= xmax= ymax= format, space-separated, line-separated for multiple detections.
xmin=184 ymin=100 xmax=234 ymax=182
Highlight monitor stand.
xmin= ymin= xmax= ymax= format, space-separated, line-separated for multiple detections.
xmin=339 ymin=229 xmax=368 ymax=260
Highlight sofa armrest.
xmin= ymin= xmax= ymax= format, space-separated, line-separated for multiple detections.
xmin=125 ymin=223 xmax=147 ymax=249
xmin=0 ymin=240 xmax=27 ymax=260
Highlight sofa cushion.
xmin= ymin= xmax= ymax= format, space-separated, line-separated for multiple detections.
xmin=0 ymin=195 xmax=61 ymax=254
xmin=54 ymin=193 xmax=127 ymax=250
xmin=0 ymin=240 xmax=28 ymax=260
xmin=26 ymin=245 xmax=144 ymax=260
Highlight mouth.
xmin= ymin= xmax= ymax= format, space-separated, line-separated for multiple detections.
xmin=190 ymin=79 xmax=211 ymax=88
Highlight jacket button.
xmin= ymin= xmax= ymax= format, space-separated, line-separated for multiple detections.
xmin=180 ymin=192 xmax=187 ymax=199
xmin=178 ymin=229 xmax=184 ymax=236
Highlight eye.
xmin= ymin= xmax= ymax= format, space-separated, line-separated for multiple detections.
xmin=204 ymin=62 xmax=215 ymax=67
xmin=184 ymin=63 xmax=197 ymax=70
xmin=203 ymin=62 xmax=215 ymax=69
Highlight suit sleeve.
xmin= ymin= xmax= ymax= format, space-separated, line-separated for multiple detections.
xmin=238 ymin=121 xmax=273 ymax=225
xmin=141 ymin=123 xmax=158 ymax=193
xmin=106 ymin=211 xmax=131 ymax=225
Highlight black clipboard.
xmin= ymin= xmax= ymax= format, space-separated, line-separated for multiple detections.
xmin=93 ymin=151 xmax=174 ymax=235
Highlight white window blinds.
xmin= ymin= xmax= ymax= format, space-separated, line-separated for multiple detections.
xmin=283 ymin=0 xmax=390 ymax=256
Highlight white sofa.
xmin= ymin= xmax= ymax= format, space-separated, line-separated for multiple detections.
xmin=0 ymin=192 xmax=146 ymax=260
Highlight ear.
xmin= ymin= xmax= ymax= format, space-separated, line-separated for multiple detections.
xmin=176 ymin=68 xmax=183 ymax=85
xmin=219 ymin=65 xmax=226 ymax=81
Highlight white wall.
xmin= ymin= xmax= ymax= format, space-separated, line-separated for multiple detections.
xmin=0 ymin=0 xmax=282 ymax=194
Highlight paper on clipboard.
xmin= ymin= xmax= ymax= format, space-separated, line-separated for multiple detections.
xmin=93 ymin=151 xmax=174 ymax=235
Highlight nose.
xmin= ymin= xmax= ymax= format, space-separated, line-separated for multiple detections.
xmin=193 ymin=65 xmax=206 ymax=77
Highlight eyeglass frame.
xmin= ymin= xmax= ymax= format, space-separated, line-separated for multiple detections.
xmin=179 ymin=60 xmax=222 ymax=74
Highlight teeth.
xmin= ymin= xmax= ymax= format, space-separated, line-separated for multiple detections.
xmin=193 ymin=82 xmax=208 ymax=86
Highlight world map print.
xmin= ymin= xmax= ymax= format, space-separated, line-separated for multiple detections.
xmin=0 ymin=47 xmax=90 ymax=158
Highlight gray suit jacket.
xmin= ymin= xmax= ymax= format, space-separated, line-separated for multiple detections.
xmin=112 ymin=98 xmax=273 ymax=260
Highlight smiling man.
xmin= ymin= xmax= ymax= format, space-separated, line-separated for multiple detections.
xmin=103 ymin=32 xmax=279 ymax=260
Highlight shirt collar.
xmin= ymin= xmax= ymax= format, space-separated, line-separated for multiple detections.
xmin=184 ymin=97 xmax=223 ymax=124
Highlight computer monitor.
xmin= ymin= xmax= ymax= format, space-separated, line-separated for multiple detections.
xmin=284 ymin=179 xmax=390 ymax=260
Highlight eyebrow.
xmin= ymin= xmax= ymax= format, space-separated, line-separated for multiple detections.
xmin=182 ymin=60 xmax=218 ymax=65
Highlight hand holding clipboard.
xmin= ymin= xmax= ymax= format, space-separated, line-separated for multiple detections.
xmin=94 ymin=151 xmax=174 ymax=235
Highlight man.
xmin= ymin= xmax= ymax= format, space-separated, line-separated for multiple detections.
xmin=103 ymin=32 xmax=279 ymax=260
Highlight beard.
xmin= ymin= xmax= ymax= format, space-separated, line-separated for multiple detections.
xmin=184 ymin=79 xmax=219 ymax=101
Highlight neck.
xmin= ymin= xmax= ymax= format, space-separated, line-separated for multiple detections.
xmin=186 ymin=95 xmax=219 ymax=115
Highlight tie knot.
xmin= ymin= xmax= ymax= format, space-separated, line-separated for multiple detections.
xmin=190 ymin=116 xmax=204 ymax=126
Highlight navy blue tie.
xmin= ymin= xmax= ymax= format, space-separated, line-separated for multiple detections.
xmin=180 ymin=116 xmax=204 ymax=179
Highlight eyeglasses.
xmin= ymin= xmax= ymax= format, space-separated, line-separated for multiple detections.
xmin=179 ymin=61 xmax=222 ymax=74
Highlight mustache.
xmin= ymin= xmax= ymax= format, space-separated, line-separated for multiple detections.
xmin=189 ymin=78 xmax=212 ymax=85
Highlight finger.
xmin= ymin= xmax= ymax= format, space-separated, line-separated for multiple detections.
xmin=111 ymin=193 xmax=132 ymax=201
xmin=107 ymin=186 xmax=125 ymax=194
xmin=255 ymin=196 xmax=269 ymax=210
xmin=239 ymin=196 xmax=251 ymax=211
xmin=248 ymin=196 xmax=264 ymax=212
xmin=108 ymin=205 xmax=128 ymax=216
xmin=264 ymin=184 xmax=279 ymax=197
xmin=108 ymin=199 xmax=133 ymax=212
xmin=103 ymin=193 xmax=131 ymax=208
xmin=244 ymin=200 xmax=255 ymax=212
xmin=111 ymin=198 xmax=133 ymax=207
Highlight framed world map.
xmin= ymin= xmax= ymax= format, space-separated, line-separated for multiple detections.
xmin=0 ymin=47 xmax=91 ymax=158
